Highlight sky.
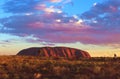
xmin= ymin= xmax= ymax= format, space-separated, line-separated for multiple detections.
xmin=0 ymin=0 xmax=120 ymax=57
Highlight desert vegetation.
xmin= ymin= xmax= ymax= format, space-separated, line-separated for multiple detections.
xmin=0 ymin=56 xmax=120 ymax=79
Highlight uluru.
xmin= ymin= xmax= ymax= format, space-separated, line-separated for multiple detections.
xmin=17 ymin=47 xmax=91 ymax=59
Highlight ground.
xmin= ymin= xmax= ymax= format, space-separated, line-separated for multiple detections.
xmin=0 ymin=56 xmax=120 ymax=79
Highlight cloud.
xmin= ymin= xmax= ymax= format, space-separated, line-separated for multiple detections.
xmin=1 ymin=0 xmax=63 ymax=14
xmin=2 ymin=11 xmax=120 ymax=45
xmin=0 ymin=11 xmax=88 ymax=43
xmin=50 ymin=0 xmax=62 ymax=3
xmin=1 ymin=0 xmax=71 ymax=14
xmin=0 ymin=0 xmax=120 ymax=46
xmin=43 ymin=6 xmax=62 ymax=13
xmin=80 ymin=0 xmax=120 ymax=45
xmin=63 ymin=0 xmax=72 ymax=4
xmin=2 ymin=0 xmax=39 ymax=13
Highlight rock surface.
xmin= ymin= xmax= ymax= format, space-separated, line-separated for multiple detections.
xmin=17 ymin=47 xmax=91 ymax=58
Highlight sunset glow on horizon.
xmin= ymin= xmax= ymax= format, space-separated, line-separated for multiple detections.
xmin=0 ymin=0 xmax=120 ymax=57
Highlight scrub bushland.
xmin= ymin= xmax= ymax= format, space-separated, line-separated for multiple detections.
xmin=0 ymin=56 xmax=120 ymax=79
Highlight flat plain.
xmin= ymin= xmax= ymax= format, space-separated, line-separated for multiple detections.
xmin=0 ymin=56 xmax=120 ymax=79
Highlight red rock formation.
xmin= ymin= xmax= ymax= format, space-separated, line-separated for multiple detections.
xmin=17 ymin=47 xmax=91 ymax=58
